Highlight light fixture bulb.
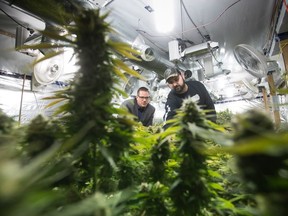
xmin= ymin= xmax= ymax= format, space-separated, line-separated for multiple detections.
xmin=154 ymin=0 xmax=175 ymax=33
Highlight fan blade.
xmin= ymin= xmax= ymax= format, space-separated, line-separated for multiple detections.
xmin=234 ymin=44 xmax=268 ymax=78
xmin=33 ymin=52 xmax=64 ymax=85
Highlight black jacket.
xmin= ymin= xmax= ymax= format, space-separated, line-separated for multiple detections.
xmin=164 ymin=80 xmax=216 ymax=124
xmin=120 ymin=98 xmax=155 ymax=126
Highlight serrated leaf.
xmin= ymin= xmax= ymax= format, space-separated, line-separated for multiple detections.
xmin=209 ymin=182 xmax=224 ymax=191
xmin=114 ymin=59 xmax=146 ymax=80
xmin=113 ymin=66 xmax=129 ymax=83
xmin=33 ymin=50 xmax=64 ymax=65
xmin=44 ymin=98 xmax=67 ymax=109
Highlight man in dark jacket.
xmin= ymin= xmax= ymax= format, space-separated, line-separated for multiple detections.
xmin=163 ymin=67 xmax=216 ymax=128
xmin=120 ymin=86 xmax=155 ymax=126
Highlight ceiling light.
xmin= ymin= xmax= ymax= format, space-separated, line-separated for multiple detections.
xmin=154 ymin=0 xmax=175 ymax=33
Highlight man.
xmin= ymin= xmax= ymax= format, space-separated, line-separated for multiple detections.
xmin=163 ymin=67 xmax=216 ymax=128
xmin=120 ymin=86 xmax=155 ymax=126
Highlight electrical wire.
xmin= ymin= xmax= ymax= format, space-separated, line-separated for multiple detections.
xmin=196 ymin=60 xmax=208 ymax=79
xmin=178 ymin=1 xmax=195 ymax=45
xmin=180 ymin=0 xmax=207 ymax=41
xmin=208 ymin=44 xmax=222 ymax=65
xmin=180 ymin=0 xmax=242 ymax=35
xmin=135 ymin=0 xmax=242 ymax=39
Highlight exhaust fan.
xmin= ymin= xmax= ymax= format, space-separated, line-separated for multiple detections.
xmin=33 ymin=52 xmax=64 ymax=86
xmin=233 ymin=43 xmax=283 ymax=126
xmin=233 ymin=44 xmax=282 ymax=87
xmin=234 ymin=44 xmax=269 ymax=78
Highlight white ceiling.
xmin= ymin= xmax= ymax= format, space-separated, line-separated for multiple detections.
xmin=101 ymin=0 xmax=280 ymax=62
xmin=105 ymin=0 xmax=274 ymax=52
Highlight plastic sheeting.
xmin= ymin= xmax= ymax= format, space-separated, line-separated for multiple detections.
xmin=0 ymin=74 xmax=66 ymax=124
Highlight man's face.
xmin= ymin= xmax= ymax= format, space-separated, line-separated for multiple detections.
xmin=167 ymin=74 xmax=185 ymax=93
xmin=136 ymin=90 xmax=150 ymax=107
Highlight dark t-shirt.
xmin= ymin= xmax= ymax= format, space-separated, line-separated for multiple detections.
xmin=164 ymin=80 xmax=216 ymax=123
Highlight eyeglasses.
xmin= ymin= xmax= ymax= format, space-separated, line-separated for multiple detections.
xmin=138 ymin=96 xmax=150 ymax=100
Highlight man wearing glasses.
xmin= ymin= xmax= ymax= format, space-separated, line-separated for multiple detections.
xmin=163 ymin=67 xmax=216 ymax=129
xmin=120 ymin=86 xmax=155 ymax=126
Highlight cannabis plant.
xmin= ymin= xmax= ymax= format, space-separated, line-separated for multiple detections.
xmin=231 ymin=108 xmax=288 ymax=216
xmin=2 ymin=0 xmax=145 ymax=215
xmin=164 ymin=98 xmax=216 ymax=215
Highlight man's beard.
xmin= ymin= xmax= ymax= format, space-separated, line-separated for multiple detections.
xmin=174 ymin=82 xmax=185 ymax=93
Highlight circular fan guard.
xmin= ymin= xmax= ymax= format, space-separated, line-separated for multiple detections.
xmin=33 ymin=53 xmax=64 ymax=85
xmin=233 ymin=44 xmax=268 ymax=78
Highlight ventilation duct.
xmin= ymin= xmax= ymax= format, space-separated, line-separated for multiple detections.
xmin=140 ymin=45 xmax=155 ymax=61
xmin=103 ymin=13 xmax=181 ymax=75
xmin=133 ymin=44 xmax=155 ymax=62
xmin=131 ymin=35 xmax=155 ymax=61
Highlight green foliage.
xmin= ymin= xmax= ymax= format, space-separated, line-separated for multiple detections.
xmin=168 ymin=99 xmax=213 ymax=215
xmin=22 ymin=115 xmax=64 ymax=159
xmin=216 ymin=108 xmax=234 ymax=129
xmin=3 ymin=1 xmax=288 ymax=216
xmin=2 ymin=0 xmax=138 ymax=215
xmin=230 ymin=109 xmax=288 ymax=216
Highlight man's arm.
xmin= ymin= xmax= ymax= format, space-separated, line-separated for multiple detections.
xmin=200 ymin=84 xmax=217 ymax=122
xmin=163 ymin=95 xmax=180 ymax=129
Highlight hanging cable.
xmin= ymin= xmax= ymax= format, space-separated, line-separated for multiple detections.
xmin=180 ymin=0 xmax=207 ymax=41
xmin=196 ymin=60 xmax=208 ymax=79
xmin=207 ymin=43 xmax=222 ymax=65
